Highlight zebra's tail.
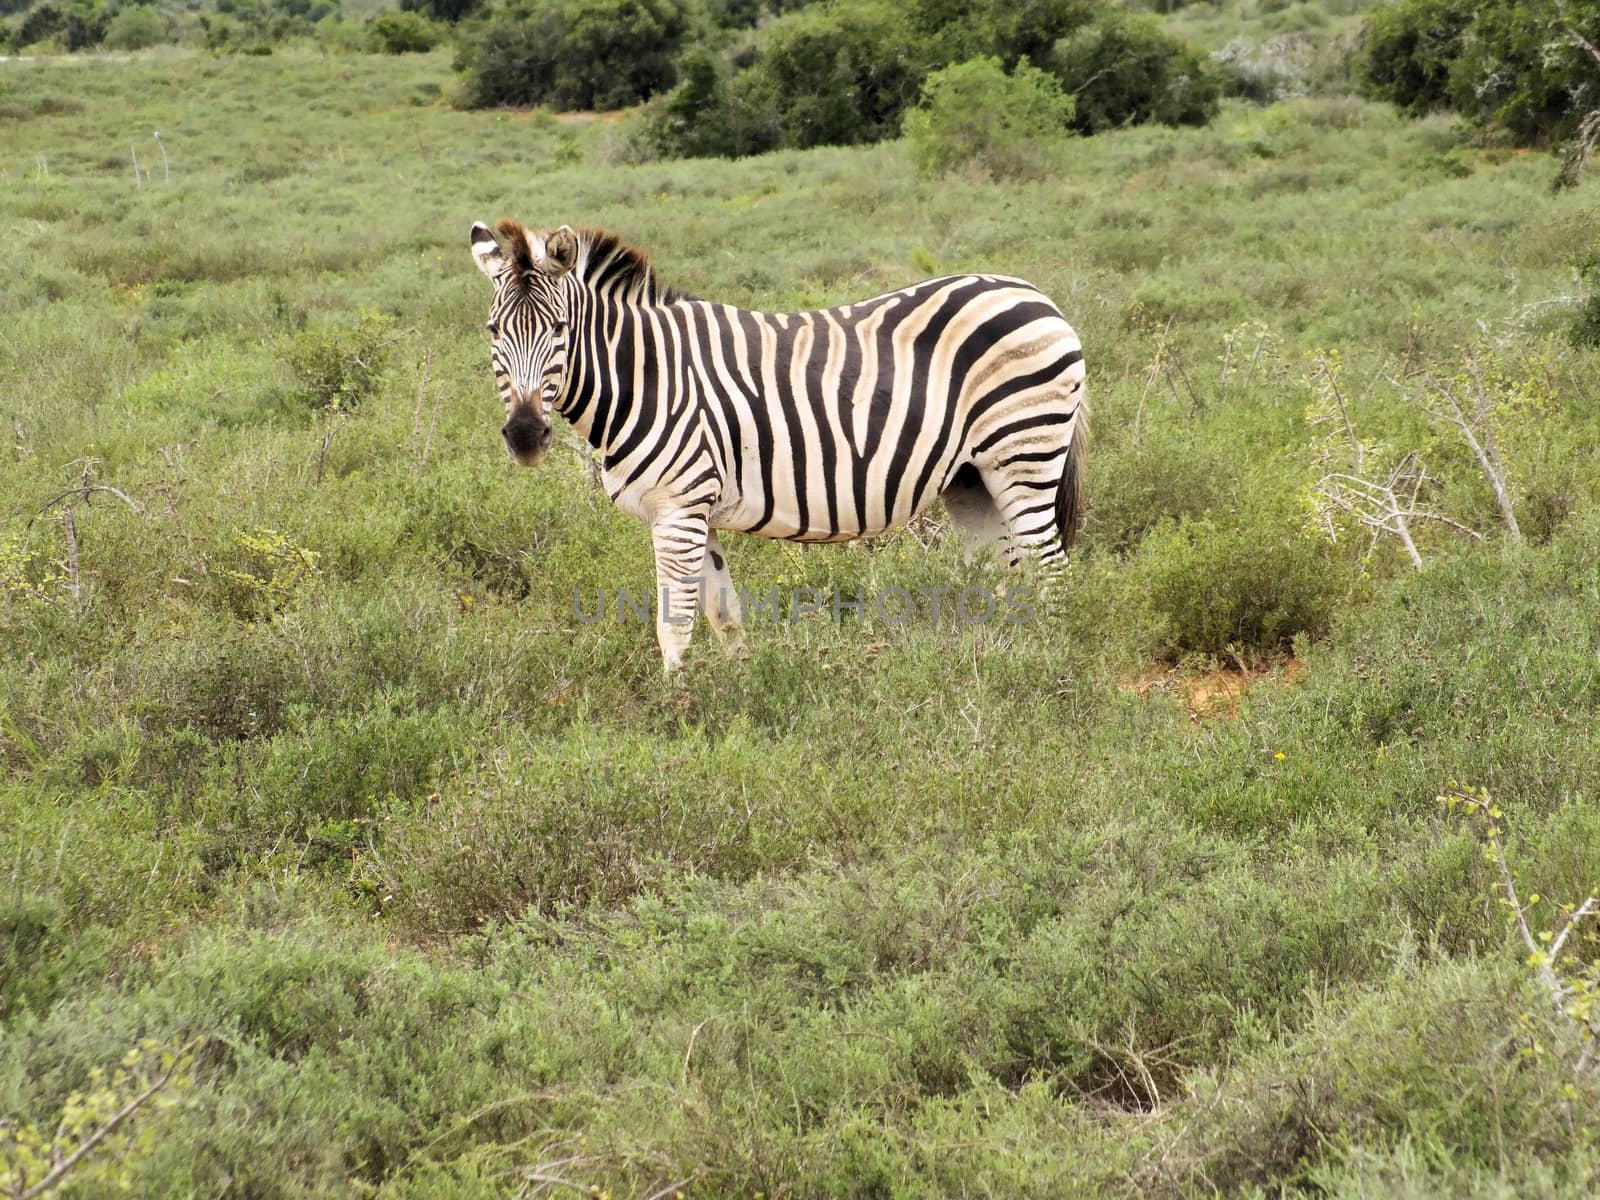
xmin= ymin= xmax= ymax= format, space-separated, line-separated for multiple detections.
xmin=1056 ymin=398 xmax=1089 ymax=552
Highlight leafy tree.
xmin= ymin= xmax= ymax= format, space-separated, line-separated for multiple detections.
xmin=104 ymin=4 xmax=168 ymax=49
xmin=751 ymin=1 xmax=933 ymax=149
xmin=1049 ymin=10 xmax=1220 ymax=134
xmin=908 ymin=0 xmax=1096 ymax=68
xmin=1359 ymin=0 xmax=1475 ymax=116
xmin=1360 ymin=0 xmax=1600 ymax=145
xmin=640 ymin=46 xmax=780 ymax=158
xmin=642 ymin=0 xmax=1219 ymax=160
xmin=457 ymin=0 xmax=692 ymax=111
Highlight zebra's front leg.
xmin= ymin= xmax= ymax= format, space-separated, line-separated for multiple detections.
xmin=651 ymin=509 xmax=710 ymax=674
xmin=698 ymin=531 xmax=744 ymax=644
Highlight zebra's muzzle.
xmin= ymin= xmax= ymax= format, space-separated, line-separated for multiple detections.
xmin=502 ymin=407 xmax=551 ymax=467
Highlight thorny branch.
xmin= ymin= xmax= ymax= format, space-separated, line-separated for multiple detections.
xmin=7 ymin=1039 xmax=201 ymax=1200
xmin=1442 ymin=786 xmax=1600 ymax=1072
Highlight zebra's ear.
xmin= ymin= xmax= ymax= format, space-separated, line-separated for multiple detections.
xmin=470 ymin=221 xmax=505 ymax=280
xmin=545 ymin=225 xmax=579 ymax=276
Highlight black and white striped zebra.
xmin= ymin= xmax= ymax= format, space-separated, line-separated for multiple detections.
xmin=470 ymin=218 xmax=1087 ymax=671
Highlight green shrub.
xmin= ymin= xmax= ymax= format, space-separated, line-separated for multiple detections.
xmin=642 ymin=1 xmax=935 ymax=158
xmin=1151 ymin=959 xmax=1598 ymax=1193
xmin=644 ymin=0 xmax=1221 ymax=160
xmin=1137 ymin=500 xmax=1340 ymax=662
xmin=1084 ymin=429 xmax=1229 ymax=555
xmin=368 ymin=10 xmax=443 ymax=54
xmin=456 ymin=0 xmax=691 ymax=111
xmin=1048 ymin=10 xmax=1221 ymax=134
xmin=910 ymin=0 xmax=1097 ymax=68
xmin=902 ymin=55 xmax=1074 ymax=180
xmin=103 ymin=4 xmax=168 ymax=50
xmin=1575 ymin=238 xmax=1600 ymax=348
xmin=638 ymin=47 xmax=779 ymax=160
xmin=283 ymin=310 xmax=395 ymax=416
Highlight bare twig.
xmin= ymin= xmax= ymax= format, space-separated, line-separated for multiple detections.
xmin=60 ymin=508 xmax=80 ymax=609
xmin=1312 ymin=451 xmax=1479 ymax=570
xmin=30 ymin=484 xmax=144 ymax=524
xmin=1318 ymin=356 xmax=1361 ymax=472
xmin=314 ymin=418 xmax=341 ymax=486
xmin=1420 ymin=355 xmax=1522 ymax=543
xmin=643 ymin=1175 xmax=701 ymax=1200
xmin=410 ymin=347 xmax=434 ymax=465
xmin=1442 ymin=786 xmax=1600 ymax=1061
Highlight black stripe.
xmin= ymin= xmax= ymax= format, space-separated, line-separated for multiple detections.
xmin=971 ymin=411 xmax=1072 ymax=457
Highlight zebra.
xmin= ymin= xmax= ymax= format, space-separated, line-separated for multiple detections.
xmin=469 ymin=218 xmax=1087 ymax=672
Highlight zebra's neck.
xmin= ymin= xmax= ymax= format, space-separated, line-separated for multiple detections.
xmin=554 ymin=230 xmax=685 ymax=453
xmin=557 ymin=293 xmax=668 ymax=460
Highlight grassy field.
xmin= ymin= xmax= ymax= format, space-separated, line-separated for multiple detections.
xmin=3 ymin=42 xmax=1600 ymax=1198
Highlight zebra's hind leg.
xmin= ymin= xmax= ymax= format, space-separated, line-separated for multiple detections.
xmin=698 ymin=531 xmax=745 ymax=643
xmin=941 ymin=463 xmax=1017 ymax=568
xmin=650 ymin=508 xmax=710 ymax=674
xmin=978 ymin=450 xmax=1074 ymax=618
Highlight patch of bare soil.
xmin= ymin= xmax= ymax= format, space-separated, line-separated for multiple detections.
xmin=1124 ymin=657 xmax=1304 ymax=724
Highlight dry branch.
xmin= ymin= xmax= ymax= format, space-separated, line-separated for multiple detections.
xmin=10 ymin=1039 xmax=199 ymax=1200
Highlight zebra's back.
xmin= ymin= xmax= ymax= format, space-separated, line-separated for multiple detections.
xmin=681 ymin=273 xmax=1085 ymax=542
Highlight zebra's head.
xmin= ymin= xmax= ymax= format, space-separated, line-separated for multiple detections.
xmin=469 ymin=218 xmax=580 ymax=468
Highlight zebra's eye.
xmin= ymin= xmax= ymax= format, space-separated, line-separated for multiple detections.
xmin=485 ymin=319 xmax=499 ymax=336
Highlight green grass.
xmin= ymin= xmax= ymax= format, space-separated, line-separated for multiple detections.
xmin=3 ymin=43 xmax=1600 ymax=1198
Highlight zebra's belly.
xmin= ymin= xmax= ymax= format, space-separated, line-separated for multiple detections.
xmin=710 ymin=478 xmax=937 ymax=543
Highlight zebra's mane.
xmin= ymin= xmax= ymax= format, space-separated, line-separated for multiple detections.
xmin=494 ymin=219 xmax=683 ymax=305
xmin=571 ymin=227 xmax=685 ymax=304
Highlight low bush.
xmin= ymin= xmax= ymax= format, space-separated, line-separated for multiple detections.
xmin=400 ymin=0 xmax=482 ymax=22
xmin=283 ymin=310 xmax=396 ymax=416
xmin=641 ymin=0 xmax=1219 ymax=160
xmin=1137 ymin=497 xmax=1342 ymax=662
xmin=367 ymin=10 xmax=443 ymax=54
xmin=14 ymin=0 xmax=107 ymax=50
xmin=903 ymin=55 xmax=1075 ymax=180
xmin=740 ymin=1 xmax=933 ymax=151
xmin=1150 ymin=958 xmax=1600 ymax=1193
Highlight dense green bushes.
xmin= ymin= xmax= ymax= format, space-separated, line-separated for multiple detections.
xmin=454 ymin=0 xmax=692 ymax=110
xmin=1137 ymin=499 xmax=1339 ymax=662
xmin=1 ymin=0 xmax=358 ymax=54
xmin=634 ymin=0 xmax=1220 ymax=159
xmin=1361 ymin=0 xmax=1600 ymax=145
